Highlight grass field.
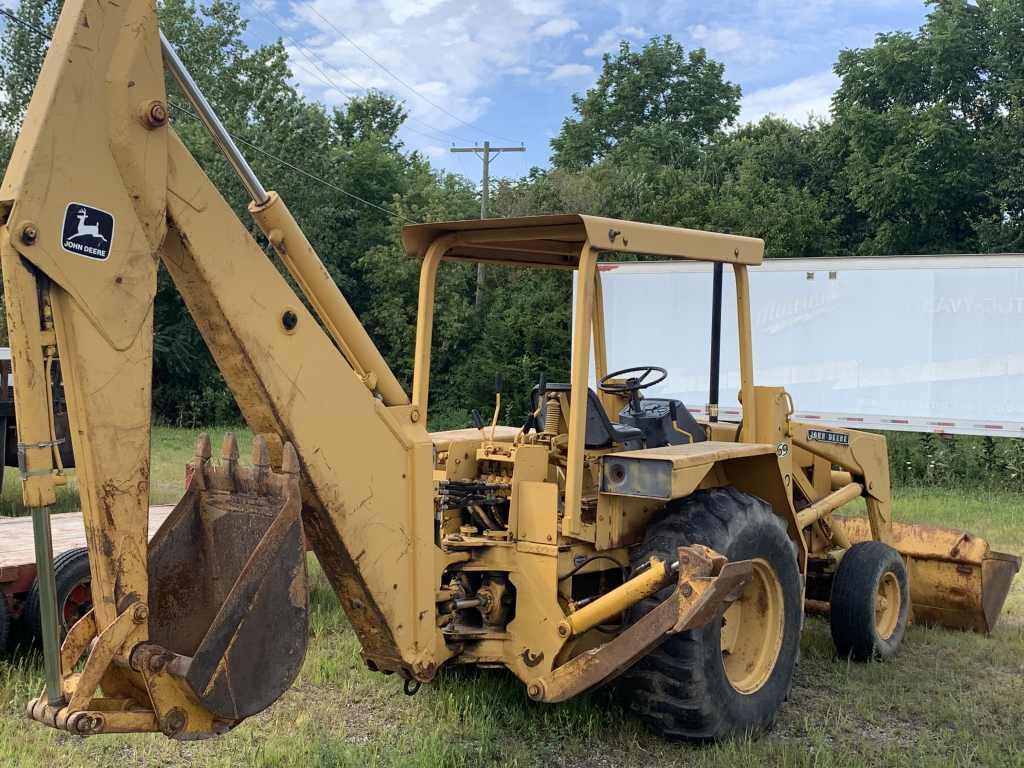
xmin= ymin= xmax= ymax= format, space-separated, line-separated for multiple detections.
xmin=1 ymin=427 xmax=1022 ymax=767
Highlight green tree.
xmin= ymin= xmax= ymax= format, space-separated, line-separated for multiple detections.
xmin=702 ymin=118 xmax=842 ymax=258
xmin=551 ymin=36 xmax=741 ymax=170
xmin=831 ymin=0 xmax=1021 ymax=254
xmin=0 ymin=0 xmax=423 ymax=422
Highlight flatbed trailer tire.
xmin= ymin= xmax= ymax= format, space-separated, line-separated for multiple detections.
xmin=24 ymin=547 xmax=91 ymax=645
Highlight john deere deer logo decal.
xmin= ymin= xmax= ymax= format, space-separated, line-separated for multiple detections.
xmin=61 ymin=202 xmax=114 ymax=260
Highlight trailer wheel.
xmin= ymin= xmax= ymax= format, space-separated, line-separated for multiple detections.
xmin=830 ymin=541 xmax=908 ymax=661
xmin=25 ymin=547 xmax=92 ymax=644
xmin=617 ymin=486 xmax=802 ymax=741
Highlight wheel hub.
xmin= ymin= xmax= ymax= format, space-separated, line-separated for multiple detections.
xmin=874 ymin=571 xmax=902 ymax=640
xmin=720 ymin=558 xmax=784 ymax=694
xmin=62 ymin=580 xmax=92 ymax=631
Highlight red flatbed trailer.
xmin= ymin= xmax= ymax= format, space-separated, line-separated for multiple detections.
xmin=0 ymin=505 xmax=174 ymax=646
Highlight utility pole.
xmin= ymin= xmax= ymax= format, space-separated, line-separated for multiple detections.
xmin=451 ymin=140 xmax=525 ymax=305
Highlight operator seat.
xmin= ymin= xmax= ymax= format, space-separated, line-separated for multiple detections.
xmin=531 ymin=383 xmax=644 ymax=450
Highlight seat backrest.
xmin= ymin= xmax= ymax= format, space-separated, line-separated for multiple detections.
xmin=531 ymin=383 xmax=641 ymax=449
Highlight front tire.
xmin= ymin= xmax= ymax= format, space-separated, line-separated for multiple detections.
xmin=830 ymin=541 xmax=908 ymax=661
xmin=617 ymin=487 xmax=802 ymax=741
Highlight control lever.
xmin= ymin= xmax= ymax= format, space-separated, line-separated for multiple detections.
xmin=471 ymin=409 xmax=486 ymax=438
xmin=489 ymin=373 xmax=503 ymax=442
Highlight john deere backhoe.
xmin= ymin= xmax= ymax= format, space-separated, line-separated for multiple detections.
xmin=1 ymin=0 xmax=1018 ymax=743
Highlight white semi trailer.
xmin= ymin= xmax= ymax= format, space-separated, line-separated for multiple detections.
xmin=595 ymin=254 xmax=1024 ymax=437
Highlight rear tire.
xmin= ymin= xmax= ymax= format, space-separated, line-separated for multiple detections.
xmin=616 ymin=487 xmax=802 ymax=741
xmin=25 ymin=547 xmax=92 ymax=645
xmin=830 ymin=541 xmax=908 ymax=661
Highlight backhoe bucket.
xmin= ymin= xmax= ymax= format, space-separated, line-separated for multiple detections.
xmin=146 ymin=434 xmax=308 ymax=722
xmin=835 ymin=517 xmax=1020 ymax=633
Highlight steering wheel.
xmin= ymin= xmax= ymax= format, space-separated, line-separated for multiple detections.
xmin=598 ymin=366 xmax=668 ymax=401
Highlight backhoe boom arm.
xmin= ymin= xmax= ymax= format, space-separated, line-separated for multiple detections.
xmin=1 ymin=0 xmax=438 ymax=737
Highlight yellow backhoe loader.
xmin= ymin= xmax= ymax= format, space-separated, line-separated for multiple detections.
xmin=1 ymin=0 xmax=1018 ymax=743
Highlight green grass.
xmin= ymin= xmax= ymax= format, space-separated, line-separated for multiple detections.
xmin=0 ymin=426 xmax=254 ymax=515
xmin=1 ymin=428 xmax=1022 ymax=767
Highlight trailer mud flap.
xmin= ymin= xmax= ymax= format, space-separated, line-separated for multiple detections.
xmin=835 ymin=516 xmax=1020 ymax=633
xmin=147 ymin=434 xmax=308 ymax=722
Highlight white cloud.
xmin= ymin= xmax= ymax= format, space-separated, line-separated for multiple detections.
xmin=283 ymin=0 xmax=573 ymax=152
xmin=738 ymin=70 xmax=839 ymax=124
xmin=689 ymin=24 xmax=744 ymax=53
xmin=535 ymin=17 xmax=580 ymax=37
xmin=509 ymin=0 xmax=564 ymax=14
xmin=548 ymin=63 xmax=595 ymax=80
xmin=379 ymin=0 xmax=448 ymax=25
xmin=583 ymin=25 xmax=646 ymax=57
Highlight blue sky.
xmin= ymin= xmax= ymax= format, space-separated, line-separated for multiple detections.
xmin=244 ymin=0 xmax=932 ymax=180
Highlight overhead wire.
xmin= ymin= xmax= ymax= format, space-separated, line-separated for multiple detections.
xmin=166 ymin=101 xmax=418 ymax=224
xmin=242 ymin=10 xmax=503 ymax=185
xmin=247 ymin=7 xmax=469 ymax=147
xmin=304 ymin=4 xmax=519 ymax=144
xmin=0 ymin=8 xmax=418 ymax=224
xmin=0 ymin=7 xmax=49 ymax=38
xmin=280 ymin=54 xmax=456 ymax=146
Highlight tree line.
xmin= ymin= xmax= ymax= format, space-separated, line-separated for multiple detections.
xmin=0 ymin=0 xmax=1020 ymax=429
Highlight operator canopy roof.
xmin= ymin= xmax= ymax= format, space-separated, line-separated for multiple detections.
xmin=402 ymin=214 xmax=764 ymax=269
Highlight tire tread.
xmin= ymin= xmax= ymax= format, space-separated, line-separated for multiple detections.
xmin=617 ymin=487 xmax=801 ymax=741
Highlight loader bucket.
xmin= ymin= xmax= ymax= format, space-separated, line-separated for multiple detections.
xmin=834 ymin=516 xmax=1020 ymax=633
xmin=146 ymin=434 xmax=308 ymax=722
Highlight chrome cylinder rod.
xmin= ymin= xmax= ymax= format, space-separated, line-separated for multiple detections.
xmin=159 ymin=32 xmax=270 ymax=206
xmin=31 ymin=505 xmax=63 ymax=705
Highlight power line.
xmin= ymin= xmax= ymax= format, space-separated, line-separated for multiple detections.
xmin=0 ymin=8 xmax=417 ymax=224
xmin=167 ymin=101 xmax=417 ymax=223
xmin=304 ymin=4 xmax=519 ymax=144
xmin=248 ymin=10 xmax=468 ymax=147
xmin=0 ymin=7 xmax=50 ymax=38
xmin=284 ymin=55 xmax=458 ymax=146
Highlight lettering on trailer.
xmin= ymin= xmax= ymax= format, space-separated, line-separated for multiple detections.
xmin=807 ymin=429 xmax=849 ymax=446
xmin=61 ymin=203 xmax=114 ymax=260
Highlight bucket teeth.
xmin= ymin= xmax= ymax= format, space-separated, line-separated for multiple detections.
xmin=221 ymin=432 xmax=239 ymax=462
xmin=195 ymin=433 xmax=212 ymax=461
xmin=188 ymin=433 xmax=295 ymax=498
